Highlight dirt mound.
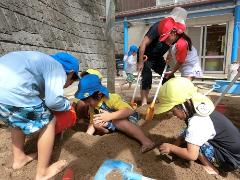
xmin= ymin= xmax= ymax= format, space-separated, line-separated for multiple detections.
xmin=1 ymin=114 xmax=240 ymax=180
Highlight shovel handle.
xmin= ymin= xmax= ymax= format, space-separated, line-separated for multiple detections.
xmin=131 ymin=70 xmax=142 ymax=104
xmin=152 ymin=64 xmax=168 ymax=105
xmin=214 ymin=72 xmax=240 ymax=106
xmin=145 ymin=64 xmax=167 ymax=121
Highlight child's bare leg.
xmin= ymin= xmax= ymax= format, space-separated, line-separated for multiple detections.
xmin=198 ymin=154 xmax=219 ymax=175
xmin=141 ymin=89 xmax=150 ymax=106
xmin=128 ymin=82 xmax=132 ymax=89
xmin=113 ymin=119 xmax=154 ymax=152
xmin=120 ymin=81 xmax=127 ymax=91
xmin=36 ymin=118 xmax=67 ymax=180
xmin=11 ymin=128 xmax=37 ymax=169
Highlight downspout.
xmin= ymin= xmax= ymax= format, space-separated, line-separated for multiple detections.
xmin=228 ymin=2 xmax=240 ymax=80
xmin=231 ymin=4 xmax=240 ymax=63
xmin=123 ymin=17 xmax=128 ymax=71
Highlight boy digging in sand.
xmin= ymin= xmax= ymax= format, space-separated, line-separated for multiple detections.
xmin=156 ymin=77 xmax=240 ymax=175
xmin=0 ymin=51 xmax=79 ymax=180
xmin=74 ymin=74 xmax=155 ymax=153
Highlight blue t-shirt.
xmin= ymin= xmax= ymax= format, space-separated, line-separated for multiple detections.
xmin=0 ymin=51 xmax=70 ymax=111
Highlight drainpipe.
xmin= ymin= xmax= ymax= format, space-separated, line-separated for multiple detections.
xmin=229 ymin=3 xmax=240 ymax=80
xmin=231 ymin=4 xmax=240 ymax=63
xmin=123 ymin=17 xmax=128 ymax=71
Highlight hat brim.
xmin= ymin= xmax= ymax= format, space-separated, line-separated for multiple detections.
xmin=159 ymin=33 xmax=170 ymax=42
xmin=75 ymin=84 xmax=109 ymax=100
xmin=155 ymin=102 xmax=176 ymax=114
xmin=192 ymin=93 xmax=214 ymax=116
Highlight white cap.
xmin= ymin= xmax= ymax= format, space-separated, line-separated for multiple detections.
xmin=168 ymin=7 xmax=188 ymax=25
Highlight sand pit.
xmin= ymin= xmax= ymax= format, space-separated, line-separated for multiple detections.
xmin=0 ymin=91 xmax=240 ymax=179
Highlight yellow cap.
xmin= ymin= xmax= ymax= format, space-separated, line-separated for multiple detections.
xmin=86 ymin=69 xmax=103 ymax=79
xmin=155 ymin=77 xmax=215 ymax=116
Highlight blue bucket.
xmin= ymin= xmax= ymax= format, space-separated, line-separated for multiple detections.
xmin=214 ymin=80 xmax=240 ymax=94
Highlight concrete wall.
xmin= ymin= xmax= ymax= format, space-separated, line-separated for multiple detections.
xmin=0 ymin=0 xmax=123 ymax=73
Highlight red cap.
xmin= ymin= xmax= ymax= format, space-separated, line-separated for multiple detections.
xmin=158 ymin=17 xmax=186 ymax=42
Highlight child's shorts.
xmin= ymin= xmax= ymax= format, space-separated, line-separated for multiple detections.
xmin=106 ymin=121 xmax=117 ymax=131
xmin=128 ymin=112 xmax=141 ymax=123
xmin=0 ymin=102 xmax=53 ymax=135
xmin=200 ymin=142 xmax=219 ymax=167
xmin=126 ymin=73 xmax=135 ymax=83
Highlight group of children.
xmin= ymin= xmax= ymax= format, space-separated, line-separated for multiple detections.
xmin=0 ymin=7 xmax=240 ymax=180
xmin=0 ymin=50 xmax=240 ymax=180
xmin=69 ymin=59 xmax=240 ymax=176
xmin=73 ymin=68 xmax=240 ymax=176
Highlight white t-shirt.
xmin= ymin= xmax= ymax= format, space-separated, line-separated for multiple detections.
xmin=124 ymin=55 xmax=136 ymax=74
xmin=170 ymin=44 xmax=203 ymax=77
xmin=185 ymin=115 xmax=216 ymax=146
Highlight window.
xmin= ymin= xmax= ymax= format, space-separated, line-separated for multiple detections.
xmin=187 ymin=24 xmax=227 ymax=73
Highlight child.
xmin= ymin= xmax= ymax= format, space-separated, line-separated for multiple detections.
xmin=121 ymin=45 xmax=139 ymax=89
xmin=156 ymin=77 xmax=240 ymax=175
xmin=83 ymin=68 xmax=103 ymax=80
xmin=0 ymin=51 xmax=79 ymax=180
xmin=74 ymin=74 xmax=155 ymax=153
xmin=72 ymin=69 xmax=103 ymax=122
xmin=165 ymin=33 xmax=202 ymax=80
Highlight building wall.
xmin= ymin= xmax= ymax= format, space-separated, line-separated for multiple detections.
xmin=0 ymin=0 xmax=123 ymax=73
xmin=116 ymin=0 xmax=156 ymax=12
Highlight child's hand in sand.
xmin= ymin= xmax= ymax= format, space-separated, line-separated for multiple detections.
xmin=159 ymin=143 xmax=172 ymax=154
xmin=93 ymin=109 xmax=112 ymax=125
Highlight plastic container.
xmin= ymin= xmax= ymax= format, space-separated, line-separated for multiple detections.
xmin=214 ymin=80 xmax=240 ymax=95
xmin=55 ymin=106 xmax=77 ymax=134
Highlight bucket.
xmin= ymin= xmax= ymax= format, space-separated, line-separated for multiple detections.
xmin=55 ymin=106 xmax=77 ymax=134
xmin=215 ymin=103 xmax=225 ymax=113
xmin=214 ymin=80 xmax=240 ymax=94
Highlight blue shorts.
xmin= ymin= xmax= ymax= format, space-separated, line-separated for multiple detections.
xmin=128 ymin=112 xmax=141 ymax=123
xmin=0 ymin=103 xmax=53 ymax=135
xmin=106 ymin=121 xmax=117 ymax=132
xmin=200 ymin=142 xmax=219 ymax=167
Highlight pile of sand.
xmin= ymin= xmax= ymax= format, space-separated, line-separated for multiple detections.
xmin=1 ymin=111 xmax=240 ymax=179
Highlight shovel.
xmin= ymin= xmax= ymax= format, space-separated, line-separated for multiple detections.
xmin=131 ymin=55 xmax=148 ymax=109
xmin=214 ymin=71 xmax=240 ymax=106
xmin=130 ymin=70 xmax=142 ymax=109
xmin=145 ymin=64 xmax=168 ymax=121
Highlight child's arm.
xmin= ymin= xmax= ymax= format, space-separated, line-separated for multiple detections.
xmin=173 ymin=136 xmax=185 ymax=146
xmin=86 ymin=124 xmax=95 ymax=135
xmin=93 ymin=108 xmax=133 ymax=123
xmin=166 ymin=51 xmax=173 ymax=65
xmin=159 ymin=142 xmax=200 ymax=161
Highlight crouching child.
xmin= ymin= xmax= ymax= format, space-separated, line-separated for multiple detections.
xmin=156 ymin=77 xmax=240 ymax=175
xmin=74 ymin=74 xmax=155 ymax=153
